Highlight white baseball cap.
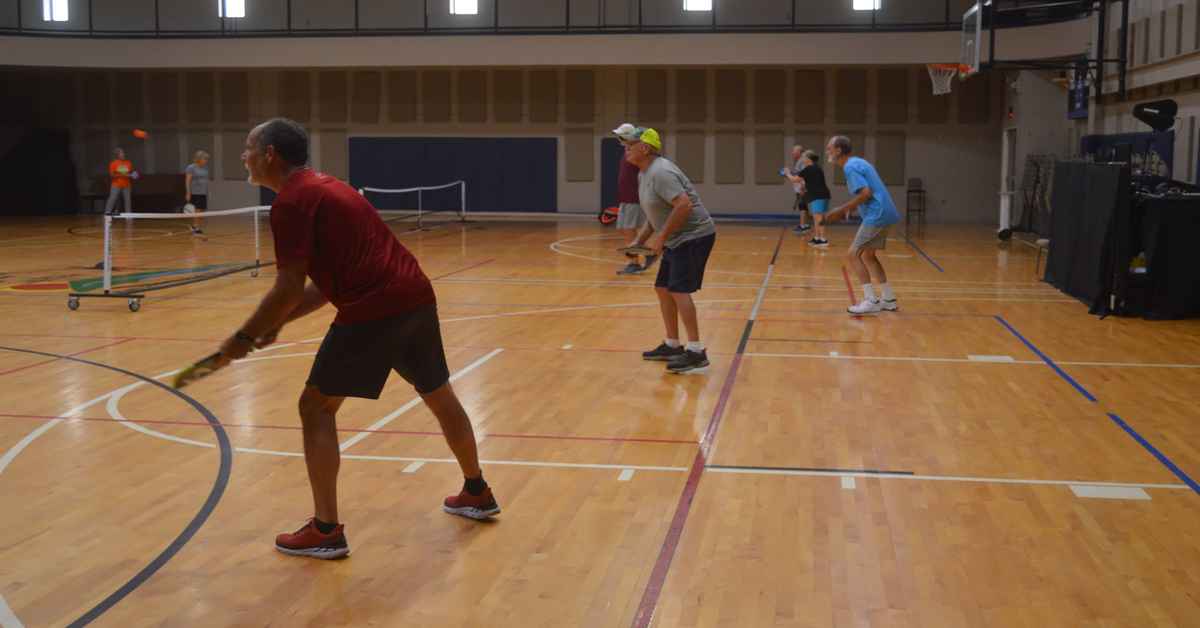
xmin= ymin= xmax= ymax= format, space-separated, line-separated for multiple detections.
xmin=611 ymin=123 xmax=641 ymax=142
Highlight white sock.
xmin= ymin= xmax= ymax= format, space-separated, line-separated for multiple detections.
xmin=664 ymin=338 xmax=682 ymax=348
xmin=881 ymin=283 xmax=895 ymax=301
xmin=686 ymin=341 xmax=705 ymax=352
xmin=862 ymin=284 xmax=877 ymax=301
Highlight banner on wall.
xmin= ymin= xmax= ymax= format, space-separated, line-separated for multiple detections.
xmin=1067 ymin=65 xmax=1089 ymax=120
xmin=1079 ymin=131 xmax=1174 ymax=179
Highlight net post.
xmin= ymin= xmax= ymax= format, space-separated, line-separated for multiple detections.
xmin=253 ymin=207 xmax=261 ymax=271
xmin=417 ymin=188 xmax=424 ymax=229
xmin=102 ymin=214 xmax=113 ymax=294
xmin=460 ymin=180 xmax=467 ymax=222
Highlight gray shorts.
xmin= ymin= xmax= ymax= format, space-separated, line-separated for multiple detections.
xmin=616 ymin=203 xmax=646 ymax=229
xmin=850 ymin=224 xmax=890 ymax=251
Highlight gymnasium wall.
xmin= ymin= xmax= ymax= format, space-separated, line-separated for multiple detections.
xmin=0 ymin=65 xmax=1005 ymax=221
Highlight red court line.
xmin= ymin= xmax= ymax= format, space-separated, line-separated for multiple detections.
xmin=430 ymin=258 xmax=496 ymax=280
xmin=0 ymin=338 xmax=135 ymax=378
xmin=0 ymin=413 xmax=696 ymax=445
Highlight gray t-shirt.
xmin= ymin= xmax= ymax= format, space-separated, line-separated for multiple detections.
xmin=637 ymin=157 xmax=716 ymax=249
xmin=185 ymin=163 xmax=209 ymax=195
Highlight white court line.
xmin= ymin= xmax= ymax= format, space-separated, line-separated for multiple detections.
xmin=841 ymin=476 xmax=856 ymax=490
xmin=403 ymin=461 xmax=425 ymax=474
xmin=1070 ymin=485 xmax=1151 ymax=500
xmin=745 ymin=352 xmax=1200 ymax=369
xmin=338 ymin=349 xmax=504 ymax=452
xmin=968 ymin=355 xmax=1016 ymax=363
xmin=0 ymin=384 xmax=135 ymax=628
xmin=705 ymin=467 xmax=1189 ymax=490
xmin=618 ymin=469 xmax=636 ymax=481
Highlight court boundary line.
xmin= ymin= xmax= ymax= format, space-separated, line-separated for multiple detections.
xmin=993 ymin=316 xmax=1200 ymax=497
xmin=903 ymin=236 xmax=945 ymax=273
xmin=0 ymin=346 xmax=232 ymax=628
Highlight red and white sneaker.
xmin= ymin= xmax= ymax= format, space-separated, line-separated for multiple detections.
xmin=443 ymin=486 xmax=501 ymax=521
xmin=274 ymin=519 xmax=350 ymax=559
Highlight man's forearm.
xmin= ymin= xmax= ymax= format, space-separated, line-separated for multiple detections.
xmin=633 ymin=222 xmax=654 ymax=244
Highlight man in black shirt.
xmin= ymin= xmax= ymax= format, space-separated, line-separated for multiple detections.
xmin=788 ymin=150 xmax=832 ymax=246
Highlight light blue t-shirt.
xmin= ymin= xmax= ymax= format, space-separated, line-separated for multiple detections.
xmin=843 ymin=157 xmax=899 ymax=227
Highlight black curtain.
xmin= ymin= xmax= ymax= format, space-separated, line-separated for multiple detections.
xmin=0 ymin=128 xmax=80 ymax=216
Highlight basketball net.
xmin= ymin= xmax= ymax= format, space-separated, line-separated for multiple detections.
xmin=927 ymin=64 xmax=969 ymax=96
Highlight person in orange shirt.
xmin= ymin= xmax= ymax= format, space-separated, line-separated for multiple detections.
xmin=104 ymin=147 xmax=138 ymax=215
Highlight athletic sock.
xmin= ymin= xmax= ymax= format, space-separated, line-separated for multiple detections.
xmin=313 ymin=518 xmax=338 ymax=534
xmin=686 ymin=341 xmax=705 ymax=352
xmin=664 ymin=338 xmax=682 ymax=348
xmin=464 ymin=476 xmax=488 ymax=496
xmin=862 ymin=284 xmax=877 ymax=301
xmin=881 ymin=283 xmax=895 ymax=301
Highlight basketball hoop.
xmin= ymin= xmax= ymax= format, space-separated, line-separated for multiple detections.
xmin=927 ymin=64 xmax=970 ymax=96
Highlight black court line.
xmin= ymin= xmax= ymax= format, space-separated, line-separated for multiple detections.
xmin=0 ymin=345 xmax=233 ymax=628
xmin=707 ymin=464 xmax=915 ymax=476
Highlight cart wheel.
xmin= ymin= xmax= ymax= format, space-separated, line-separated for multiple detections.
xmin=250 ymin=270 xmax=260 ymax=278
xmin=128 ymin=298 xmax=141 ymax=312
xmin=67 ymin=296 xmax=80 ymax=311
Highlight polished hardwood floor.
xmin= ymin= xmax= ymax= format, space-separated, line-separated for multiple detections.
xmin=1 ymin=215 xmax=1198 ymax=627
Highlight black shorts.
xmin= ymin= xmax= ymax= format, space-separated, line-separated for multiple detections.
xmin=191 ymin=195 xmax=208 ymax=210
xmin=655 ymin=233 xmax=716 ymax=294
xmin=793 ymin=194 xmax=806 ymax=211
xmin=307 ymin=303 xmax=450 ymax=399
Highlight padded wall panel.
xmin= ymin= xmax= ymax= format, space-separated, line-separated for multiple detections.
xmin=835 ymin=69 xmax=867 ymax=124
xmin=279 ymin=71 xmax=311 ymax=123
xmin=152 ymin=130 xmax=181 ymax=174
xmin=754 ymin=69 xmax=786 ymax=124
xmin=637 ymin=69 xmax=668 ymax=124
xmin=82 ymin=72 xmax=112 ymax=125
xmin=351 ymin=71 xmax=382 ymax=124
xmin=529 ymin=70 xmax=559 ymax=123
xmin=494 ymin=70 xmax=525 ymax=123
xmin=876 ymin=68 xmax=910 ymax=124
xmin=715 ymin=70 xmax=746 ymax=123
xmin=221 ymin=71 xmax=250 ymax=125
xmin=957 ymin=73 xmax=991 ymax=124
xmin=147 ymin=72 xmax=179 ymax=125
xmin=676 ymin=70 xmax=708 ymax=124
xmin=565 ymin=129 xmax=594 ymax=182
xmin=675 ymin=130 xmax=706 ymax=184
xmin=387 ymin=70 xmax=417 ymax=123
xmin=917 ymin=71 xmax=949 ymax=123
xmin=565 ymin=70 xmax=595 ymax=124
xmin=793 ymin=70 xmax=825 ymax=125
xmin=875 ymin=132 xmax=906 ymax=185
xmin=458 ymin=70 xmax=488 ymax=123
xmin=318 ymin=71 xmax=348 ymax=124
xmin=715 ymin=130 xmax=745 ymax=184
xmin=422 ymin=71 xmax=452 ymax=123
xmin=114 ymin=72 xmax=144 ymax=124
xmin=321 ymin=129 xmax=348 ymax=179
xmin=186 ymin=72 xmax=216 ymax=124
xmin=755 ymin=130 xmax=785 ymax=184
xmin=221 ymin=131 xmax=244 ymax=181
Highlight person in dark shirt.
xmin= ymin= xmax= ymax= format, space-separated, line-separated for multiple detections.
xmin=792 ymin=150 xmax=832 ymax=247
xmin=216 ymin=118 xmax=501 ymax=560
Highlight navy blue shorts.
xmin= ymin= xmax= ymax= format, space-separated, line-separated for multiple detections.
xmin=655 ymin=233 xmax=716 ymax=294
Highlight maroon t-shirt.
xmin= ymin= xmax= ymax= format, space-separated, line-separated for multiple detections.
xmin=270 ymin=169 xmax=436 ymax=325
xmin=617 ymin=157 xmax=640 ymax=204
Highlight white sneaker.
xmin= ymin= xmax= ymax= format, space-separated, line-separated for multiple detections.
xmin=879 ymin=299 xmax=898 ymax=312
xmin=848 ymin=298 xmax=881 ymax=315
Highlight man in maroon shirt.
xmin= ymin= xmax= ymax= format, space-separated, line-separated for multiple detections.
xmin=217 ymin=118 xmax=500 ymax=560
xmin=612 ymin=123 xmax=657 ymax=275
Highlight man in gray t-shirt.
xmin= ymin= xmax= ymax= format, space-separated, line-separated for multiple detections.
xmin=625 ymin=127 xmax=716 ymax=374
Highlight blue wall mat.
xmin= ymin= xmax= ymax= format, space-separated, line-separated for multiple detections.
xmin=349 ymin=137 xmax=558 ymax=212
xmin=600 ymin=137 xmax=623 ymax=210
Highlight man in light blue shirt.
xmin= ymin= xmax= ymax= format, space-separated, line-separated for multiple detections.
xmin=823 ymin=135 xmax=901 ymax=315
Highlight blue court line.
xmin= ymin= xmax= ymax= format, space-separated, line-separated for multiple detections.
xmin=1107 ymin=413 xmax=1200 ymax=495
xmin=994 ymin=315 xmax=1096 ymax=402
xmin=991 ymin=319 xmax=1200 ymax=497
xmin=0 ymin=346 xmax=234 ymax=627
xmin=904 ymin=237 xmax=945 ymax=273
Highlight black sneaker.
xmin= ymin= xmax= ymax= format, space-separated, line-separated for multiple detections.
xmin=642 ymin=343 xmax=685 ymax=361
xmin=191 ymin=226 xmax=205 ymax=235
xmin=791 ymin=224 xmax=812 ymax=234
xmin=640 ymin=254 xmax=659 ymax=271
xmin=616 ymin=262 xmax=642 ymax=275
xmin=667 ymin=349 xmax=709 ymax=374
xmin=808 ymin=238 xmax=829 ymax=247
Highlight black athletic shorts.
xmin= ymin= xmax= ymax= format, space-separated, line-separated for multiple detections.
xmin=655 ymin=233 xmax=716 ymax=294
xmin=307 ymin=303 xmax=451 ymax=399
xmin=793 ymin=193 xmax=806 ymax=211
xmin=191 ymin=194 xmax=208 ymax=210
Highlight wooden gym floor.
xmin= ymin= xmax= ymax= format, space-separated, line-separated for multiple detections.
xmin=1 ymin=215 xmax=1198 ymax=627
